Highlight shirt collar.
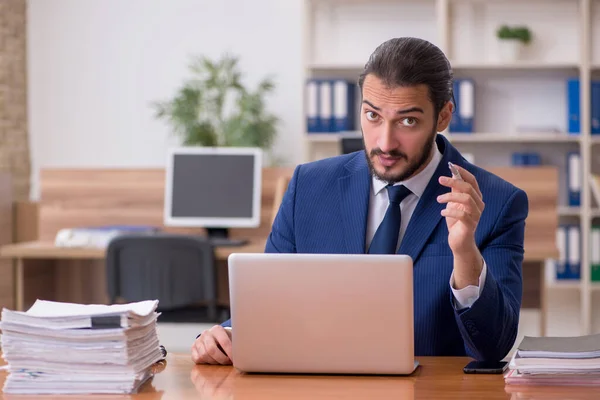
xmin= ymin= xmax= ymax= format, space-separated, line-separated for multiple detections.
xmin=371 ymin=141 xmax=443 ymax=198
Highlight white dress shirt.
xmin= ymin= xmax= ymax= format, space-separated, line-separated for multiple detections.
xmin=366 ymin=142 xmax=486 ymax=310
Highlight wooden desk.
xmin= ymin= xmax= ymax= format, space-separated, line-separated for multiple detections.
xmin=0 ymin=239 xmax=266 ymax=311
xmin=0 ymin=239 xmax=266 ymax=261
xmin=0 ymin=354 xmax=596 ymax=399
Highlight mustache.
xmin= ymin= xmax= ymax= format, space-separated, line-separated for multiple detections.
xmin=369 ymin=148 xmax=407 ymax=160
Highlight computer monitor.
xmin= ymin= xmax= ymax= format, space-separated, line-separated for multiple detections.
xmin=164 ymin=147 xmax=262 ymax=246
xmin=340 ymin=137 xmax=364 ymax=154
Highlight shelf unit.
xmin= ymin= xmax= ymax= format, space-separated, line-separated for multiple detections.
xmin=302 ymin=0 xmax=600 ymax=335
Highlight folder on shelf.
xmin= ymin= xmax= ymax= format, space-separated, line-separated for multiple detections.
xmin=332 ymin=79 xmax=356 ymax=132
xmin=556 ymin=225 xmax=568 ymax=280
xmin=591 ymin=225 xmax=600 ymax=282
xmin=450 ymin=78 xmax=474 ymax=133
xmin=511 ymin=153 xmax=525 ymax=166
xmin=566 ymin=151 xmax=581 ymax=207
xmin=306 ymin=79 xmax=320 ymax=133
xmin=511 ymin=152 xmax=541 ymax=166
xmin=319 ymin=80 xmax=334 ymax=132
xmin=567 ymin=224 xmax=581 ymax=280
xmin=592 ymin=80 xmax=600 ymax=135
xmin=567 ymin=78 xmax=580 ymax=134
xmin=528 ymin=153 xmax=541 ymax=165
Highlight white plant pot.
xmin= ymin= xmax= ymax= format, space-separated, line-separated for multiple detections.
xmin=498 ymin=39 xmax=523 ymax=63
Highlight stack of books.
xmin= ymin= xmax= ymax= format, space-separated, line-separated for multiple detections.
xmin=0 ymin=300 xmax=164 ymax=395
xmin=505 ymin=333 xmax=600 ymax=386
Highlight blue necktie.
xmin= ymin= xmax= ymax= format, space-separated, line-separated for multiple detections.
xmin=368 ymin=184 xmax=412 ymax=254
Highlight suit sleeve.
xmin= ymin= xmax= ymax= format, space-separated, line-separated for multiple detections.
xmin=452 ymin=187 xmax=527 ymax=361
xmin=218 ymin=165 xmax=301 ymax=329
xmin=264 ymin=164 xmax=301 ymax=254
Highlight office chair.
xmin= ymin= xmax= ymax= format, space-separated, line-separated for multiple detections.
xmin=105 ymin=233 xmax=218 ymax=322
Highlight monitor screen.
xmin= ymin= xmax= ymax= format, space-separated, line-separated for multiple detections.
xmin=340 ymin=137 xmax=364 ymax=154
xmin=164 ymin=147 xmax=262 ymax=228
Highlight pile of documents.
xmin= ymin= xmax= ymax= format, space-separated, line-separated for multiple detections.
xmin=505 ymin=333 xmax=600 ymax=386
xmin=0 ymin=300 xmax=164 ymax=395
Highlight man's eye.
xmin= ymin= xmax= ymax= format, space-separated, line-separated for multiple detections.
xmin=366 ymin=111 xmax=379 ymax=121
xmin=401 ymin=117 xmax=417 ymax=127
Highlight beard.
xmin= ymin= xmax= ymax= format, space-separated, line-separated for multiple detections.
xmin=364 ymin=128 xmax=437 ymax=184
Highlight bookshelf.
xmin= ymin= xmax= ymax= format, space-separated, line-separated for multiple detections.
xmin=302 ymin=0 xmax=599 ymax=335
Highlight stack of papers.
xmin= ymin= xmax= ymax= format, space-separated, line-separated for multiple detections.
xmin=506 ymin=333 xmax=600 ymax=386
xmin=0 ymin=300 xmax=164 ymax=395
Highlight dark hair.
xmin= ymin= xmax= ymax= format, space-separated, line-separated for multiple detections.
xmin=358 ymin=37 xmax=453 ymax=116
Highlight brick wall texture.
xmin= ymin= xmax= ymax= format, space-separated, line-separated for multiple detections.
xmin=0 ymin=0 xmax=30 ymax=200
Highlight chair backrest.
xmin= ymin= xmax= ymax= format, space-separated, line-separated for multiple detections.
xmin=105 ymin=233 xmax=217 ymax=312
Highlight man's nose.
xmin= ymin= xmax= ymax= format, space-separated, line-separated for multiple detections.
xmin=377 ymin=124 xmax=397 ymax=153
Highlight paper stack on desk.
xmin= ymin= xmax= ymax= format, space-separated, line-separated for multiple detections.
xmin=505 ymin=333 xmax=600 ymax=386
xmin=0 ymin=300 xmax=164 ymax=395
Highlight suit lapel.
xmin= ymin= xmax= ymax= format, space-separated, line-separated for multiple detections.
xmin=398 ymin=135 xmax=458 ymax=261
xmin=338 ymin=155 xmax=371 ymax=254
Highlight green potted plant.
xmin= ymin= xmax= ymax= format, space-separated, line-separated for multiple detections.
xmin=496 ymin=25 xmax=532 ymax=62
xmin=153 ymin=53 xmax=280 ymax=163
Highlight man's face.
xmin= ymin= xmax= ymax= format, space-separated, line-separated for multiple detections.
xmin=360 ymin=74 xmax=451 ymax=184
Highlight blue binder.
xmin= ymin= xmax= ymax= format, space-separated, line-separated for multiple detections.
xmin=511 ymin=153 xmax=526 ymax=166
xmin=306 ymin=79 xmax=320 ymax=133
xmin=567 ymin=78 xmax=580 ymax=134
xmin=450 ymin=79 xmax=475 ymax=133
xmin=332 ymin=80 xmax=356 ymax=132
xmin=555 ymin=225 xmax=568 ymax=280
xmin=566 ymin=151 xmax=581 ymax=206
xmin=318 ymin=80 xmax=334 ymax=132
xmin=592 ymin=80 xmax=600 ymax=135
xmin=511 ymin=152 xmax=541 ymax=166
xmin=526 ymin=152 xmax=541 ymax=165
xmin=567 ymin=224 xmax=581 ymax=280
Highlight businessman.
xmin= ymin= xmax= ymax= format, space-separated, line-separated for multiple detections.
xmin=192 ymin=37 xmax=527 ymax=365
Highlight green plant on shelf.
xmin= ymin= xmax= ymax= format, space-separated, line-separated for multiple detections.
xmin=153 ymin=53 xmax=279 ymax=154
xmin=496 ymin=25 xmax=532 ymax=44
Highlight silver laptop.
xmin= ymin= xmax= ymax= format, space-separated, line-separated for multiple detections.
xmin=227 ymin=253 xmax=418 ymax=375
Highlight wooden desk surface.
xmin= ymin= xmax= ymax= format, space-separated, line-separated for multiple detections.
xmin=0 ymin=239 xmax=267 ymax=261
xmin=0 ymin=240 xmax=553 ymax=263
xmin=0 ymin=354 xmax=596 ymax=399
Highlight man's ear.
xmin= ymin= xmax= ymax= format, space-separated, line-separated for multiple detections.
xmin=436 ymin=101 xmax=454 ymax=132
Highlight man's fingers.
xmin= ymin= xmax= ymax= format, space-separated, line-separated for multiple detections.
xmin=437 ymin=193 xmax=482 ymax=218
xmin=204 ymin=327 xmax=232 ymax=365
xmin=197 ymin=340 xmax=219 ymax=365
xmin=211 ymin=327 xmax=233 ymax=361
xmin=438 ymin=176 xmax=484 ymax=212
xmin=204 ymin=336 xmax=232 ymax=365
xmin=451 ymin=164 xmax=482 ymax=198
xmin=191 ymin=342 xmax=200 ymax=363
xmin=441 ymin=208 xmax=478 ymax=228
xmin=439 ymin=169 xmax=483 ymax=201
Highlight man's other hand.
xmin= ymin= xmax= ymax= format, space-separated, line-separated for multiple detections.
xmin=191 ymin=325 xmax=233 ymax=365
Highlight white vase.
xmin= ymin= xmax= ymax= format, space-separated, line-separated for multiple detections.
xmin=498 ymin=39 xmax=523 ymax=63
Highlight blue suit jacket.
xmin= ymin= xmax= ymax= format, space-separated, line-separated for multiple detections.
xmin=222 ymin=134 xmax=527 ymax=361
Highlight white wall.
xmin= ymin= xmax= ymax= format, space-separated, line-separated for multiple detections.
xmin=27 ymin=0 xmax=304 ymax=199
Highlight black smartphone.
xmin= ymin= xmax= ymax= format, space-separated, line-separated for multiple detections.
xmin=463 ymin=360 xmax=508 ymax=374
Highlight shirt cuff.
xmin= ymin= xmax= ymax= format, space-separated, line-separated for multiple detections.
xmin=450 ymin=260 xmax=487 ymax=310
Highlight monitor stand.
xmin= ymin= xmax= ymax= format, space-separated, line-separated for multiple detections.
xmin=205 ymin=228 xmax=248 ymax=247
